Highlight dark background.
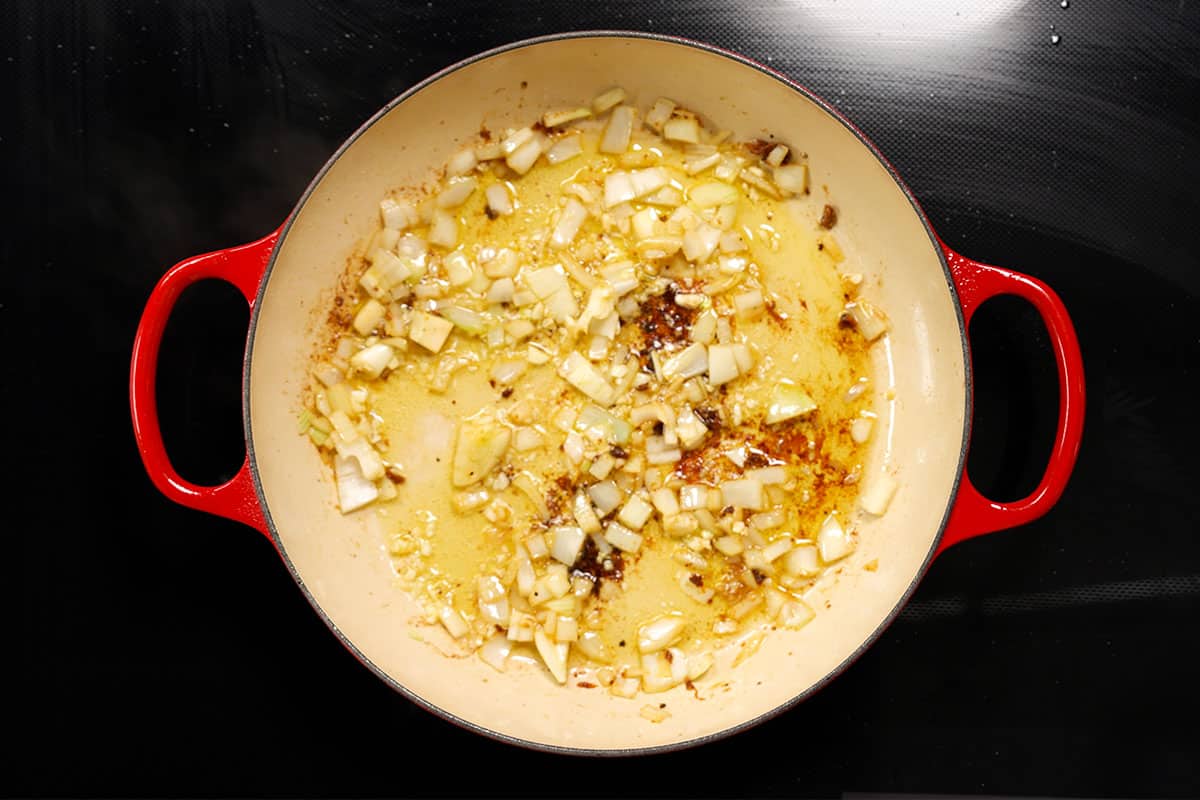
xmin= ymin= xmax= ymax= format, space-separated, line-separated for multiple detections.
xmin=7 ymin=1 xmax=1200 ymax=797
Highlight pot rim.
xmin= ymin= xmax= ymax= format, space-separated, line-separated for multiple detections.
xmin=243 ymin=29 xmax=971 ymax=756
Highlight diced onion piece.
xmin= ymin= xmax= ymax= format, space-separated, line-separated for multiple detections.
xmin=784 ymin=543 xmax=820 ymax=577
xmin=485 ymin=183 xmax=513 ymax=217
xmin=360 ymin=250 xmax=412 ymax=297
xmin=765 ymin=144 xmax=789 ymax=167
xmin=506 ymin=136 xmax=544 ymax=175
xmin=707 ymin=343 xmax=740 ymax=385
xmin=559 ymin=352 xmax=616 ymax=405
xmin=739 ymin=167 xmax=781 ymax=198
xmin=562 ymin=430 xmax=585 ymax=464
xmin=674 ymin=408 xmax=709 ymax=450
xmin=690 ymin=309 xmax=718 ymax=345
xmin=534 ymin=628 xmax=569 ymax=684
xmin=546 ymin=134 xmax=583 ymax=165
xmin=489 ymin=358 xmax=526 ymax=386
xmin=506 ymin=319 xmax=535 ymax=341
xmin=446 ymin=147 xmax=477 ymax=176
xmin=444 ymin=251 xmax=475 ymax=287
xmin=604 ymin=171 xmax=637 ymax=208
xmin=682 ymin=223 xmax=721 ymax=263
xmin=733 ymin=288 xmax=765 ymax=320
xmin=428 ymin=209 xmax=458 ymax=248
xmin=551 ymin=198 xmax=588 ymax=248
xmin=600 ymin=261 xmax=639 ymax=296
xmin=436 ymin=176 xmax=477 ymax=208
xmin=644 ymin=97 xmax=676 ymax=132
xmin=513 ymin=427 xmax=544 ymax=452
xmin=593 ymin=86 xmax=627 ymax=113
xmin=817 ymin=513 xmax=854 ymax=563
xmin=774 ymin=163 xmax=809 ymax=195
xmin=647 ymin=448 xmax=681 ymax=465
xmin=551 ymin=525 xmax=587 ymax=566
xmin=603 ymin=521 xmax=643 ymax=553
xmin=721 ymin=478 xmax=766 ymax=511
xmin=860 ymin=473 xmax=898 ymax=516
xmin=714 ymin=535 xmax=744 ymax=556
xmin=679 ymin=484 xmax=708 ymax=511
xmin=352 ymin=298 xmax=387 ymax=336
xmin=611 ymin=676 xmax=640 ymax=698
xmin=479 ymin=633 xmax=512 ymax=672
xmin=660 ymin=342 xmax=709 ymax=381
xmin=408 ymin=310 xmax=453 ymax=353
xmin=851 ymin=415 xmax=874 ymax=444
xmin=638 ymin=615 xmax=685 ymax=654
xmin=732 ymin=343 xmax=754 ymax=373
xmin=617 ymin=495 xmax=654 ymax=531
xmin=501 ymin=126 xmax=534 ymax=155
xmin=663 ymin=110 xmax=701 ymax=143
xmin=600 ymin=105 xmax=636 ymax=154
xmin=577 ymin=404 xmax=632 ymax=444
xmin=438 ymin=304 xmax=487 ymax=335
xmin=685 ymin=151 xmax=722 ymax=175
xmin=588 ymin=480 xmax=622 ymax=516
xmin=542 ymin=106 xmax=592 ymax=127
xmin=845 ymin=300 xmax=890 ymax=341
xmin=349 ymin=343 xmax=394 ymax=380
xmin=779 ymin=599 xmax=816 ymax=629
xmin=629 ymin=167 xmax=670 ymax=197
xmin=380 ymin=197 xmax=417 ymax=230
xmin=762 ymin=536 xmax=793 ymax=563
xmin=766 ymin=383 xmax=817 ymax=424
xmin=452 ymin=419 xmax=511 ymax=487
xmin=650 ymin=487 xmax=680 ymax=517
xmin=486 ymin=277 xmax=515 ymax=304
xmin=572 ymin=491 xmax=603 ymax=534
xmin=556 ymin=616 xmax=579 ymax=643
xmin=438 ymin=606 xmax=469 ymax=639
xmin=688 ymin=181 xmax=739 ymax=209
xmin=333 ymin=455 xmax=378 ymax=513
xmin=745 ymin=466 xmax=787 ymax=485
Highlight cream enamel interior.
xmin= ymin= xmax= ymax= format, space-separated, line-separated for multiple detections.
xmin=246 ymin=35 xmax=967 ymax=752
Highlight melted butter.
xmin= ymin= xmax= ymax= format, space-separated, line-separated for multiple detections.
xmin=356 ymin=133 xmax=872 ymax=669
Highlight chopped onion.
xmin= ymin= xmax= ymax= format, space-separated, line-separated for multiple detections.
xmin=762 ymin=536 xmax=793 ymax=563
xmin=745 ymin=466 xmax=787 ymax=485
xmin=546 ymin=134 xmax=583 ymax=165
xmin=436 ymin=176 xmax=477 ymax=209
xmin=577 ymin=404 xmax=632 ymax=444
xmin=663 ymin=110 xmax=701 ymax=143
xmin=428 ymin=209 xmax=458 ymax=248
xmin=348 ymin=343 xmax=393 ymax=380
xmin=506 ymin=136 xmax=544 ymax=175
xmin=603 ymin=521 xmax=643 ymax=553
xmin=551 ymin=198 xmax=589 ymax=248
xmin=551 ymin=525 xmax=587 ymax=565
xmin=765 ymin=144 xmax=789 ymax=167
xmin=766 ymin=383 xmax=817 ymax=424
xmin=778 ymin=599 xmax=816 ymax=629
xmin=600 ymin=261 xmax=639 ymax=296
xmin=706 ymin=343 xmax=740 ymax=385
xmin=592 ymin=86 xmax=626 ymax=113
xmin=541 ymin=106 xmax=592 ymax=128
xmin=408 ymin=310 xmax=454 ymax=353
xmin=733 ymin=288 xmax=765 ymax=320
xmin=784 ymin=543 xmax=820 ymax=577
xmin=572 ymin=491 xmax=603 ymax=534
xmin=486 ymin=277 xmax=515 ymax=304
xmin=451 ymin=419 xmax=510 ymax=488
xmin=660 ymin=342 xmax=709 ymax=381
xmin=479 ymin=633 xmax=512 ymax=671
xmin=860 ymin=473 xmax=898 ymax=516
xmin=817 ymin=513 xmax=854 ymax=563
xmin=638 ymin=615 xmax=685 ymax=654
xmin=679 ymin=484 xmax=708 ymax=511
xmin=443 ymin=251 xmax=475 ymax=287
xmin=682 ymin=223 xmax=721 ymax=263
xmin=558 ymin=352 xmax=616 ymax=405
xmin=850 ymin=415 xmax=875 ymax=444
xmin=617 ymin=494 xmax=654 ymax=531
xmin=489 ymin=358 xmax=526 ymax=386
xmin=845 ymin=300 xmax=889 ymax=341
xmin=713 ymin=535 xmax=744 ymax=556
xmin=688 ymin=181 xmax=739 ymax=208
xmin=650 ymin=487 xmax=680 ymax=517
xmin=438 ymin=606 xmax=469 ymax=639
xmin=588 ymin=480 xmax=622 ymax=515
xmin=485 ymin=183 xmax=513 ymax=217
xmin=600 ymin=105 xmax=635 ymax=153
xmin=644 ymin=97 xmax=677 ymax=132
xmin=380 ymin=197 xmax=417 ymax=230
xmin=773 ymin=163 xmax=809 ymax=195
xmin=674 ymin=408 xmax=709 ymax=450
xmin=721 ymin=478 xmax=766 ymax=511
xmin=438 ymin=304 xmax=487 ymax=335
xmin=333 ymin=455 xmax=378 ymax=513
xmin=534 ymin=628 xmax=569 ymax=684
xmin=352 ymin=299 xmax=387 ymax=336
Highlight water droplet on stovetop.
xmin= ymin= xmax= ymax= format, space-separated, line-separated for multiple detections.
xmin=1060 ymin=0 xmax=1069 ymax=8
xmin=1050 ymin=33 xmax=1061 ymax=44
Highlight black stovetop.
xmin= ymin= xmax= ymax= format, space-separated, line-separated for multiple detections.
xmin=8 ymin=1 xmax=1200 ymax=797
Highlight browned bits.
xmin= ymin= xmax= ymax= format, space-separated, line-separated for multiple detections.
xmin=819 ymin=204 xmax=838 ymax=229
xmin=838 ymin=311 xmax=857 ymax=330
xmin=694 ymin=406 xmax=722 ymax=430
xmin=742 ymin=138 xmax=774 ymax=159
xmin=573 ymin=537 xmax=625 ymax=585
xmin=610 ymin=445 xmax=628 ymax=459
xmin=636 ymin=285 xmax=696 ymax=350
xmin=688 ymin=573 xmax=705 ymax=587
xmin=577 ymin=682 xmax=597 ymax=689
xmin=501 ymin=387 xmax=514 ymax=398
xmin=485 ymin=206 xmax=499 ymax=220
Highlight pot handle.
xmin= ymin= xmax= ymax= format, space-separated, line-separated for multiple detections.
xmin=937 ymin=247 xmax=1086 ymax=556
xmin=129 ymin=230 xmax=281 ymax=536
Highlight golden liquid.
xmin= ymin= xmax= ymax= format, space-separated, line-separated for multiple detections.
xmin=359 ymin=138 xmax=871 ymax=668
